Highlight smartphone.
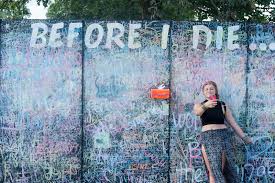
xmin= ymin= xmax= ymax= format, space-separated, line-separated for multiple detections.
xmin=209 ymin=95 xmax=216 ymax=100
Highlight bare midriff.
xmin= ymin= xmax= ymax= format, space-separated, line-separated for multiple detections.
xmin=201 ymin=124 xmax=227 ymax=132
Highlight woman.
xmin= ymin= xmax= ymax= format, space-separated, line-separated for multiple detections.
xmin=193 ymin=81 xmax=252 ymax=183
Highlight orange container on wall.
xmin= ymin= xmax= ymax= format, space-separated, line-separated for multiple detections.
xmin=150 ymin=89 xmax=170 ymax=99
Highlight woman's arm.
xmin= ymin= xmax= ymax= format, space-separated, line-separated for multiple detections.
xmin=225 ymin=107 xmax=252 ymax=144
xmin=193 ymin=103 xmax=206 ymax=116
xmin=193 ymin=100 xmax=217 ymax=116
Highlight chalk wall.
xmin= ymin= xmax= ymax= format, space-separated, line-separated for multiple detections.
xmin=0 ymin=20 xmax=274 ymax=182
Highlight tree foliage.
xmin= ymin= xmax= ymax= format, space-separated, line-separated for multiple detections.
xmin=192 ymin=0 xmax=274 ymax=22
xmin=46 ymin=0 xmax=194 ymax=20
xmin=46 ymin=0 xmax=275 ymax=22
xmin=0 ymin=0 xmax=50 ymax=19
xmin=0 ymin=0 xmax=275 ymax=22
xmin=0 ymin=0 xmax=30 ymax=19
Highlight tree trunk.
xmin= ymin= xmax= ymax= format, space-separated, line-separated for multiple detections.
xmin=139 ymin=0 xmax=151 ymax=19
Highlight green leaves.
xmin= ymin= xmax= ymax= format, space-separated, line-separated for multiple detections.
xmin=0 ymin=0 xmax=274 ymax=22
xmin=0 ymin=0 xmax=30 ymax=19
xmin=36 ymin=0 xmax=50 ymax=7
xmin=46 ymin=0 xmax=196 ymax=20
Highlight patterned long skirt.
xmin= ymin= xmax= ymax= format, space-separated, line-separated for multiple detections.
xmin=200 ymin=128 xmax=241 ymax=183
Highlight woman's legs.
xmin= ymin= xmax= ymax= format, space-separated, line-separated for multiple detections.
xmin=201 ymin=136 xmax=226 ymax=182
xmin=201 ymin=129 xmax=240 ymax=183
xmin=202 ymin=145 xmax=215 ymax=183
xmin=223 ymin=143 xmax=241 ymax=183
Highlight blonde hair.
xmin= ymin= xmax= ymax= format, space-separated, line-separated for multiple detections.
xmin=202 ymin=81 xmax=219 ymax=99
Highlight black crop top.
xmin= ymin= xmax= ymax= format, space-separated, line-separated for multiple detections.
xmin=200 ymin=100 xmax=226 ymax=126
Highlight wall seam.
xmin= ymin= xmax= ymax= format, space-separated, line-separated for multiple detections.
xmin=167 ymin=20 xmax=173 ymax=183
xmin=80 ymin=20 xmax=85 ymax=183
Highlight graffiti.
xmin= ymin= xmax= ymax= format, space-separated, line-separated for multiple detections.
xmin=0 ymin=20 xmax=275 ymax=182
xmin=30 ymin=22 xmax=170 ymax=49
xmin=192 ymin=25 xmax=241 ymax=50
xmin=1 ymin=20 xmax=82 ymax=183
xmin=82 ymin=20 xmax=170 ymax=183
xmin=169 ymin=21 xmax=270 ymax=183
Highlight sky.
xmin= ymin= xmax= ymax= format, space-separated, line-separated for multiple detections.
xmin=27 ymin=0 xmax=48 ymax=19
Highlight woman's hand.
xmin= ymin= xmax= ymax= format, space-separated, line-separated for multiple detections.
xmin=203 ymin=99 xmax=217 ymax=108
